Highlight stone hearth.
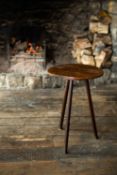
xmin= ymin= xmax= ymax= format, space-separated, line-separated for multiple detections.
xmin=0 ymin=0 xmax=117 ymax=89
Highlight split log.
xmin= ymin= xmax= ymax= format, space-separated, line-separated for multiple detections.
xmin=102 ymin=61 xmax=112 ymax=68
xmin=93 ymin=40 xmax=105 ymax=56
xmin=100 ymin=16 xmax=112 ymax=25
xmin=95 ymin=50 xmax=106 ymax=68
xmin=95 ymin=47 xmax=112 ymax=68
xmin=98 ymin=10 xmax=112 ymax=25
xmin=102 ymin=35 xmax=112 ymax=45
xmin=90 ymin=15 xmax=99 ymax=21
xmin=97 ymin=22 xmax=109 ymax=34
xmin=88 ymin=32 xmax=94 ymax=42
xmin=103 ymin=47 xmax=112 ymax=62
xmin=71 ymin=47 xmax=81 ymax=57
xmin=73 ymin=38 xmax=92 ymax=49
xmin=81 ymin=55 xmax=95 ymax=66
xmin=72 ymin=47 xmax=92 ymax=60
xmin=93 ymin=34 xmax=112 ymax=45
xmin=89 ymin=21 xmax=98 ymax=33
xmin=14 ymin=41 xmax=27 ymax=51
xmin=89 ymin=21 xmax=109 ymax=34
xmin=80 ymin=48 xmax=92 ymax=57
xmin=72 ymin=11 xmax=112 ymax=68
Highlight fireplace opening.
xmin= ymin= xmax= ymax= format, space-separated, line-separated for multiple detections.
xmin=2 ymin=24 xmax=55 ymax=75
xmin=7 ymin=25 xmax=47 ymax=74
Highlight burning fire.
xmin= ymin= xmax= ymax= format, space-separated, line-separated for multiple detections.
xmin=10 ymin=37 xmax=44 ymax=56
xmin=26 ymin=42 xmax=43 ymax=55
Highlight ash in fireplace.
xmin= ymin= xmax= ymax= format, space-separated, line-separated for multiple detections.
xmin=8 ymin=58 xmax=46 ymax=75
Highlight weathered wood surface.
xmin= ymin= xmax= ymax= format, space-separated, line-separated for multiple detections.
xmin=48 ymin=64 xmax=103 ymax=80
xmin=0 ymin=83 xmax=117 ymax=174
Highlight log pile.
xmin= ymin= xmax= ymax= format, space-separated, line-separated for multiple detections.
xmin=72 ymin=10 xmax=112 ymax=68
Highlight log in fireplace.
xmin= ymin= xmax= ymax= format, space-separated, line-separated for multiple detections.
xmin=8 ymin=25 xmax=47 ymax=74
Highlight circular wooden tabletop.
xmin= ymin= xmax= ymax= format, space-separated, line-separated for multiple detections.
xmin=48 ymin=64 xmax=103 ymax=80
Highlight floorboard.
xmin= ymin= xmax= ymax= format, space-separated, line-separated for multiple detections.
xmin=0 ymin=84 xmax=117 ymax=175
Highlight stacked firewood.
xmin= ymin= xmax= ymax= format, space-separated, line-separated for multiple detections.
xmin=72 ymin=10 xmax=112 ymax=68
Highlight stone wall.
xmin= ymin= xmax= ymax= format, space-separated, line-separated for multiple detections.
xmin=102 ymin=0 xmax=117 ymax=83
xmin=0 ymin=0 xmax=101 ymax=65
xmin=45 ymin=0 xmax=101 ymax=65
xmin=0 ymin=0 xmax=116 ymax=89
xmin=0 ymin=68 xmax=115 ymax=89
xmin=0 ymin=73 xmax=64 ymax=89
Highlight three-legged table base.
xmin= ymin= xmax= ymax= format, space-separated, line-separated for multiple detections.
xmin=60 ymin=79 xmax=99 ymax=154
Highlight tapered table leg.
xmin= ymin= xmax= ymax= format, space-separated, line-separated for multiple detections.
xmin=65 ymin=80 xmax=73 ymax=154
xmin=85 ymin=80 xmax=99 ymax=139
xmin=60 ymin=80 xmax=70 ymax=129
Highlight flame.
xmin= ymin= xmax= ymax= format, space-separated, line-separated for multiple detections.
xmin=26 ymin=42 xmax=43 ymax=55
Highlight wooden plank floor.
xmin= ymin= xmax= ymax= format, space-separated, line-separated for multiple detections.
xmin=0 ymin=83 xmax=117 ymax=175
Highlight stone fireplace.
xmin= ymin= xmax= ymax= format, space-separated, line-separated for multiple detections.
xmin=0 ymin=0 xmax=117 ymax=89
xmin=9 ymin=25 xmax=47 ymax=74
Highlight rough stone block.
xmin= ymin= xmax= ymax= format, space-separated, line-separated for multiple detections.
xmin=0 ymin=73 xmax=6 ymax=88
xmin=111 ymin=27 xmax=117 ymax=55
xmin=6 ymin=74 xmax=24 ymax=89
xmin=51 ymin=76 xmax=63 ymax=88
xmin=42 ymin=74 xmax=53 ymax=88
xmin=94 ymin=69 xmax=111 ymax=85
xmin=111 ymin=61 xmax=117 ymax=72
xmin=24 ymin=76 xmax=42 ymax=89
xmin=111 ymin=72 xmax=117 ymax=83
